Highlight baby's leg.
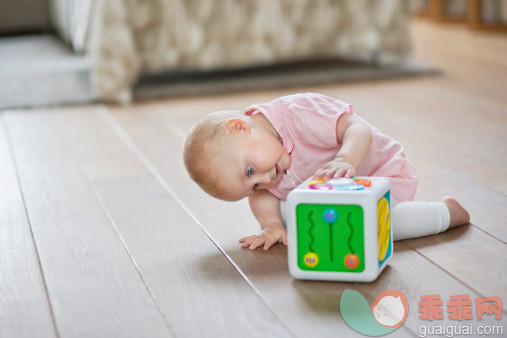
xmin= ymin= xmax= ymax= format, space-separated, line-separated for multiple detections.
xmin=392 ymin=198 xmax=469 ymax=241
xmin=392 ymin=200 xmax=449 ymax=240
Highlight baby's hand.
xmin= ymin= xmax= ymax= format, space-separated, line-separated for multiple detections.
xmin=313 ymin=157 xmax=356 ymax=180
xmin=239 ymin=224 xmax=288 ymax=250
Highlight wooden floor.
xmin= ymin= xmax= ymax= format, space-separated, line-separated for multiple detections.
xmin=1 ymin=19 xmax=506 ymax=337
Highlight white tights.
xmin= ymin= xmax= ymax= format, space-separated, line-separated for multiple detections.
xmin=280 ymin=199 xmax=450 ymax=241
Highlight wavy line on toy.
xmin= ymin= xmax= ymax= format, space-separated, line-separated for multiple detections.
xmin=307 ymin=211 xmax=315 ymax=252
xmin=347 ymin=212 xmax=354 ymax=254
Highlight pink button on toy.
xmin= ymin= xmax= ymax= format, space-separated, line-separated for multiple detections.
xmin=309 ymin=183 xmax=333 ymax=190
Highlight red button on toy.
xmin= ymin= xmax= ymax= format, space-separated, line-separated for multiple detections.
xmin=354 ymin=178 xmax=371 ymax=187
xmin=344 ymin=253 xmax=360 ymax=269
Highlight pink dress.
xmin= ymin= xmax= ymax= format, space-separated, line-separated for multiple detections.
xmin=245 ymin=93 xmax=418 ymax=202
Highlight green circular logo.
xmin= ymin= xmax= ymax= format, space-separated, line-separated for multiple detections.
xmin=340 ymin=289 xmax=409 ymax=336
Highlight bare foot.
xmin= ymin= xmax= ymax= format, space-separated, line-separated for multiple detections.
xmin=441 ymin=196 xmax=470 ymax=228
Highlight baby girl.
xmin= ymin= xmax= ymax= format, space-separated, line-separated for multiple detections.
xmin=183 ymin=93 xmax=470 ymax=250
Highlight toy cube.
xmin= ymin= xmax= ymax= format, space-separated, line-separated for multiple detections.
xmin=286 ymin=177 xmax=392 ymax=282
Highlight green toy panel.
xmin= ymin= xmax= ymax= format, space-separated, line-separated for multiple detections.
xmin=296 ymin=204 xmax=364 ymax=272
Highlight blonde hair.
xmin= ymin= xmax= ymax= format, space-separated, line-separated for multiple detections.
xmin=183 ymin=110 xmax=245 ymax=199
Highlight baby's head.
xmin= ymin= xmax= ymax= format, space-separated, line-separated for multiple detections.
xmin=183 ymin=110 xmax=290 ymax=202
xmin=183 ymin=110 xmax=245 ymax=200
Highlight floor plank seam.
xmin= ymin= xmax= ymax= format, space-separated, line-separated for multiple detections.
xmin=98 ymin=105 xmax=297 ymax=337
xmin=405 ymin=241 xmax=507 ymax=316
xmin=2 ymin=111 xmax=61 ymax=338
xmin=416 ymin=191 xmax=506 ymax=245
xmin=53 ymin=111 xmax=176 ymax=338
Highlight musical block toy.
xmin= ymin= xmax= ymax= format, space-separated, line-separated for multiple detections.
xmin=286 ymin=177 xmax=392 ymax=282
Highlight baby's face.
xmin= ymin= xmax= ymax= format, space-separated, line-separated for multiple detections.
xmin=211 ymin=126 xmax=291 ymax=201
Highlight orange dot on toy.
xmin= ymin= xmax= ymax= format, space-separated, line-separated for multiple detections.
xmin=354 ymin=178 xmax=371 ymax=187
xmin=344 ymin=253 xmax=360 ymax=269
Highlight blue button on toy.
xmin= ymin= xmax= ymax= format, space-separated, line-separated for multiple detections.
xmin=334 ymin=184 xmax=365 ymax=190
xmin=322 ymin=209 xmax=338 ymax=223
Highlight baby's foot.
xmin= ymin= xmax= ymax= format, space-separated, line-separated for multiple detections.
xmin=441 ymin=196 xmax=470 ymax=228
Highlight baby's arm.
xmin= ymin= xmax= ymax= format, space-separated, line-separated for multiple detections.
xmin=314 ymin=114 xmax=372 ymax=179
xmin=239 ymin=189 xmax=288 ymax=250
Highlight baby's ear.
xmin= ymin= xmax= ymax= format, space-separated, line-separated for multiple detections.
xmin=225 ymin=118 xmax=250 ymax=133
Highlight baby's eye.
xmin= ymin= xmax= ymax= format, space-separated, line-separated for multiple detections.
xmin=253 ymin=183 xmax=259 ymax=190
xmin=246 ymin=166 xmax=254 ymax=176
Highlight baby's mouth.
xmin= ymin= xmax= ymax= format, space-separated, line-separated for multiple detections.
xmin=275 ymin=164 xmax=280 ymax=175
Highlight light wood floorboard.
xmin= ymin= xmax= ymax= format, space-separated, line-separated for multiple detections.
xmin=0 ymin=113 xmax=57 ymax=338
xmin=54 ymin=105 xmax=293 ymax=338
xmin=4 ymin=111 xmax=173 ymax=338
